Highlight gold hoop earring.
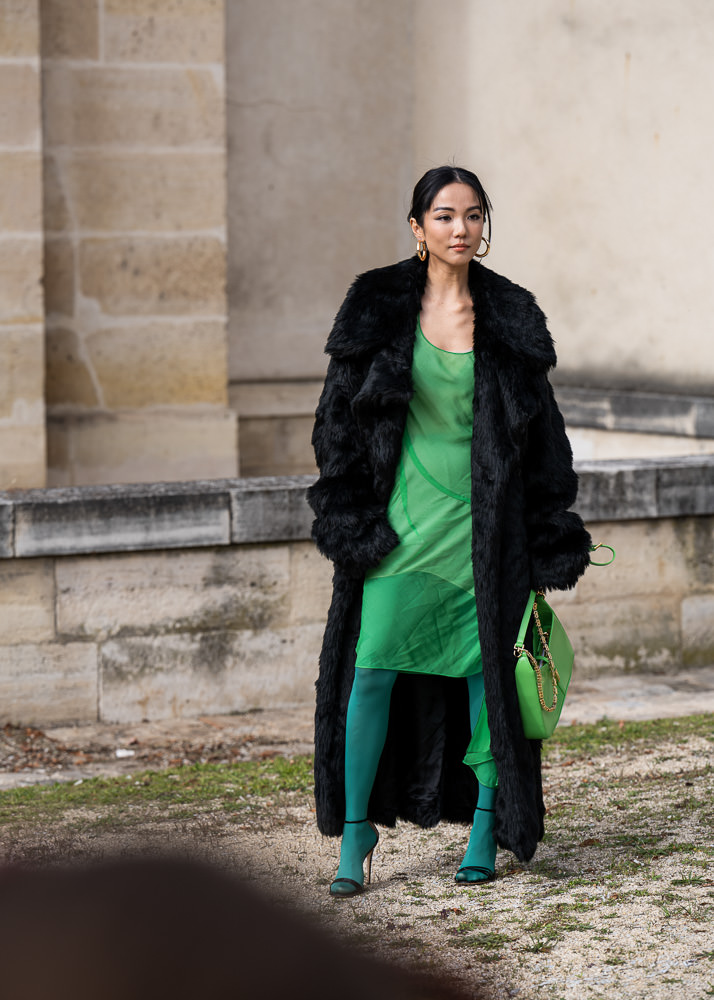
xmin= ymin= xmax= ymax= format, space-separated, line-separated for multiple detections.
xmin=417 ymin=240 xmax=428 ymax=262
xmin=474 ymin=236 xmax=490 ymax=259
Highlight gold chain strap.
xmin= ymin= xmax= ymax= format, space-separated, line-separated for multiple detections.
xmin=514 ymin=597 xmax=561 ymax=712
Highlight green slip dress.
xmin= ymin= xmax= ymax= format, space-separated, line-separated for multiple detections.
xmin=355 ymin=317 xmax=496 ymax=787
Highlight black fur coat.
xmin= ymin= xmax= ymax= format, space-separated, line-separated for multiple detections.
xmin=307 ymin=255 xmax=591 ymax=862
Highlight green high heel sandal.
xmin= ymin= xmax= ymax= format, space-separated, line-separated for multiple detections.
xmin=329 ymin=819 xmax=379 ymax=898
xmin=455 ymin=805 xmax=497 ymax=884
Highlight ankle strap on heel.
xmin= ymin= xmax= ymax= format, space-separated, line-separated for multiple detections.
xmin=344 ymin=818 xmax=369 ymax=824
xmin=475 ymin=806 xmax=495 ymax=813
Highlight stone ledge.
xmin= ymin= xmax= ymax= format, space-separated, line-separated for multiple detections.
xmin=0 ymin=500 xmax=13 ymax=558
xmin=556 ymin=386 xmax=714 ymax=440
xmin=0 ymin=460 xmax=712 ymax=559
xmin=575 ymin=456 xmax=714 ymax=522
xmin=0 ymin=476 xmax=315 ymax=558
xmin=230 ymin=476 xmax=314 ymax=543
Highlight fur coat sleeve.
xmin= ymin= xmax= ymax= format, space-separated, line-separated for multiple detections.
xmin=307 ymin=354 xmax=399 ymax=577
xmin=524 ymin=375 xmax=590 ymax=591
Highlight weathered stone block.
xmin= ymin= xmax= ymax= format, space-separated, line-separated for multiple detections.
xmin=681 ymin=594 xmax=714 ymax=668
xmin=558 ymin=386 xmax=714 ymax=444
xmin=0 ymin=327 xmax=45 ymax=486
xmin=610 ymin=390 xmax=695 ymax=436
xmin=44 ymin=421 xmax=70 ymax=487
xmin=575 ymin=517 xmax=714 ymax=601
xmin=104 ymin=0 xmax=224 ymax=63
xmin=239 ymin=415 xmax=317 ymax=477
xmin=657 ymin=457 xmax=714 ymax=517
xmin=46 ymin=327 xmax=98 ymax=407
xmin=65 ymin=153 xmax=226 ymax=233
xmin=0 ymin=64 xmax=40 ymax=146
xmin=0 ymin=559 xmax=55 ymax=643
xmin=231 ymin=476 xmax=314 ymax=543
xmin=0 ymin=424 xmax=46 ymax=490
xmin=230 ymin=380 xmax=323 ymax=418
xmin=552 ymin=595 xmax=681 ymax=677
xmin=0 ymin=153 xmax=42 ymax=232
xmin=56 ymin=545 xmax=290 ymax=639
xmin=695 ymin=399 xmax=714 ymax=439
xmin=0 ymin=501 xmax=13 ymax=557
xmin=288 ymin=542 xmax=332 ymax=625
xmin=43 ymin=155 xmax=70 ymax=233
xmin=575 ymin=460 xmax=659 ymax=522
xmin=99 ymin=623 xmax=322 ymax=722
xmin=671 ymin=517 xmax=714 ymax=590
xmin=44 ymin=66 xmax=224 ymax=148
xmin=568 ymin=427 xmax=714 ymax=463
xmin=230 ymin=382 xmax=319 ymax=476
xmin=0 ymin=1 xmax=39 ymax=57
xmin=14 ymin=481 xmax=232 ymax=557
xmin=46 ymin=409 xmax=237 ymax=487
xmin=556 ymin=386 xmax=613 ymax=431
xmin=43 ymin=240 xmax=75 ymax=317
xmin=0 ymin=642 xmax=98 ymax=726
xmin=40 ymin=0 xmax=98 ymax=58
xmin=87 ymin=321 xmax=228 ymax=408
xmin=0 ymin=327 xmax=45 ymax=420
xmin=79 ymin=237 xmax=226 ymax=316
xmin=0 ymin=240 xmax=43 ymax=323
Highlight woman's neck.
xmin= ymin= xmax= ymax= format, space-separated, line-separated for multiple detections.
xmin=423 ymin=259 xmax=471 ymax=306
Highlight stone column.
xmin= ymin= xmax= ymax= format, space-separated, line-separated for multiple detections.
xmin=0 ymin=0 xmax=46 ymax=488
xmin=41 ymin=0 xmax=237 ymax=486
xmin=226 ymin=0 xmax=414 ymax=476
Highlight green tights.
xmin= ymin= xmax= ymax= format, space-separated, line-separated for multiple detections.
xmin=335 ymin=668 xmax=497 ymax=888
xmin=333 ymin=668 xmax=396 ymax=889
xmin=455 ymin=671 xmax=498 ymax=882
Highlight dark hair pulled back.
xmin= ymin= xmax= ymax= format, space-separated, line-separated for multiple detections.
xmin=408 ymin=165 xmax=492 ymax=239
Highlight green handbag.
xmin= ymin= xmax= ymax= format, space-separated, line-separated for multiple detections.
xmin=513 ymin=544 xmax=615 ymax=739
xmin=514 ymin=590 xmax=574 ymax=740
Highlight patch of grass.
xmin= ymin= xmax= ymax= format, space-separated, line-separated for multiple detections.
xmin=559 ymin=920 xmax=596 ymax=931
xmin=546 ymin=714 xmax=713 ymax=759
xmin=523 ymin=919 xmax=561 ymax=953
xmin=390 ymin=936 xmax=427 ymax=952
xmin=452 ymin=930 xmax=510 ymax=952
xmin=0 ymin=756 xmax=314 ymax=828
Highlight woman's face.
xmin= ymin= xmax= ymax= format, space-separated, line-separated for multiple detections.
xmin=411 ymin=183 xmax=485 ymax=266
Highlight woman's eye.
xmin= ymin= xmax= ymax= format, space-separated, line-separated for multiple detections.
xmin=469 ymin=214 xmax=482 ymax=221
xmin=436 ymin=215 xmax=451 ymax=222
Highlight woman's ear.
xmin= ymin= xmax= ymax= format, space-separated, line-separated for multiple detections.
xmin=409 ymin=217 xmax=424 ymax=241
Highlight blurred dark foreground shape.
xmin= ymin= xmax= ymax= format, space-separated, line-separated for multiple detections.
xmin=0 ymin=857 xmax=484 ymax=1000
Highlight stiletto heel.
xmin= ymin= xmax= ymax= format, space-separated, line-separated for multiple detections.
xmin=455 ymin=805 xmax=497 ymax=884
xmin=330 ymin=819 xmax=379 ymax=898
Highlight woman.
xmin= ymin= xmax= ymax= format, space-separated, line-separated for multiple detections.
xmin=307 ymin=166 xmax=591 ymax=898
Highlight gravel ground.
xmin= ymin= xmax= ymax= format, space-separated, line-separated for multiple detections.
xmin=0 ymin=706 xmax=315 ymax=789
xmin=0 ymin=671 xmax=712 ymax=999
xmin=226 ymin=729 xmax=713 ymax=1000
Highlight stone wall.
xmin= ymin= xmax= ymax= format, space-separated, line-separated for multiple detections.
xmin=413 ymin=0 xmax=714 ymax=396
xmin=0 ymin=458 xmax=712 ymax=727
xmin=0 ymin=0 xmax=46 ymax=488
xmin=3 ymin=3 xmax=714 ymax=485
xmin=41 ymin=0 xmax=237 ymax=486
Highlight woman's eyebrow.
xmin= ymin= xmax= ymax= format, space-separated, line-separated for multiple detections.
xmin=431 ymin=204 xmax=481 ymax=213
